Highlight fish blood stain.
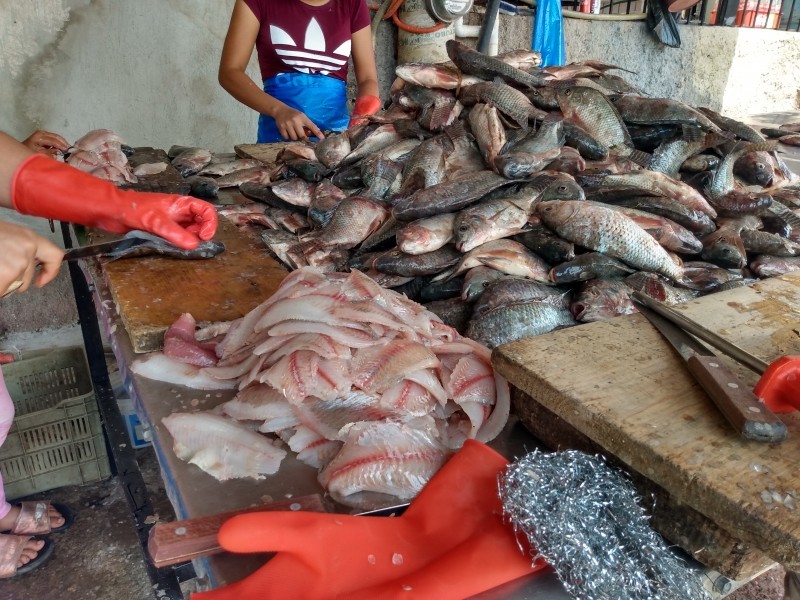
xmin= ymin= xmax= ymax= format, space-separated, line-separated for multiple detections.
xmin=392 ymin=553 xmax=404 ymax=566
xmin=368 ymin=554 xmax=377 ymax=565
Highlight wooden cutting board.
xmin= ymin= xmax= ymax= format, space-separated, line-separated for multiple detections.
xmin=493 ymin=273 xmax=800 ymax=569
xmin=234 ymin=142 xmax=292 ymax=165
xmin=95 ymin=216 xmax=287 ymax=353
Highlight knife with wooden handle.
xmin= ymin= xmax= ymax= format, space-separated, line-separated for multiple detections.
xmin=635 ymin=304 xmax=787 ymax=443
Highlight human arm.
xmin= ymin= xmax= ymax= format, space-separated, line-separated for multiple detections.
xmin=0 ymin=220 xmax=64 ymax=295
xmin=21 ymin=130 xmax=70 ymax=158
xmin=348 ymin=25 xmax=381 ymax=127
xmin=218 ymin=0 xmax=324 ymax=140
xmin=0 ymin=132 xmax=218 ymax=249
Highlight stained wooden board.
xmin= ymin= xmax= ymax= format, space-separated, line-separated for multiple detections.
xmin=93 ymin=215 xmax=287 ymax=353
xmin=234 ymin=142 xmax=292 ymax=165
xmin=493 ymin=273 xmax=800 ymax=569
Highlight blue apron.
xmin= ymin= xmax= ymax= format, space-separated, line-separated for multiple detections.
xmin=258 ymin=72 xmax=350 ymax=143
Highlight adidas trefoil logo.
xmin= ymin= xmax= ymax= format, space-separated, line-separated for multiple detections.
xmin=270 ymin=18 xmax=351 ymax=75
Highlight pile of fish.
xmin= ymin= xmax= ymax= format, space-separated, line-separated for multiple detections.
xmin=207 ymin=40 xmax=800 ymax=349
xmin=134 ymin=267 xmax=510 ymax=500
xmin=64 ymin=129 xmax=138 ymax=184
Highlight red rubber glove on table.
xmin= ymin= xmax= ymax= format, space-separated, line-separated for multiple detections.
xmin=193 ymin=440 xmax=546 ymax=600
xmin=348 ymin=95 xmax=382 ymax=128
xmin=11 ymin=154 xmax=218 ymax=249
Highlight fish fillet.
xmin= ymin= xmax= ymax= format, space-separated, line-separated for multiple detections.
xmin=131 ymin=353 xmax=236 ymax=390
xmin=162 ymin=412 xmax=286 ymax=480
xmin=351 ymin=340 xmax=440 ymax=394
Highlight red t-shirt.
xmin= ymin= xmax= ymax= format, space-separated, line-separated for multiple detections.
xmin=243 ymin=0 xmax=371 ymax=83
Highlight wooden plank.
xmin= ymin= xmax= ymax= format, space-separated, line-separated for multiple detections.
xmin=493 ymin=273 xmax=800 ymax=569
xmin=513 ymin=389 xmax=775 ymax=579
xmin=235 ymin=142 xmax=291 ymax=166
xmin=94 ymin=215 xmax=287 ymax=353
xmin=148 ymin=494 xmax=328 ymax=568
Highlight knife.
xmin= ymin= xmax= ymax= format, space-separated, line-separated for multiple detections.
xmin=63 ymin=237 xmax=152 ymax=261
xmin=635 ymin=303 xmax=788 ymax=443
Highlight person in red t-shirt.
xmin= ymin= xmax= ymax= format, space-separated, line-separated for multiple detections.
xmin=219 ymin=0 xmax=381 ymax=143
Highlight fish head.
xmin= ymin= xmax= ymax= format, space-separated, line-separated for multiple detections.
xmin=454 ymin=214 xmax=490 ymax=253
xmin=537 ymin=200 xmax=579 ymax=229
xmin=542 ymin=178 xmax=585 ymax=202
xmin=555 ymin=86 xmax=595 ymax=116
xmin=462 ymin=267 xmax=505 ymax=302
xmin=701 ymin=232 xmax=747 ymax=269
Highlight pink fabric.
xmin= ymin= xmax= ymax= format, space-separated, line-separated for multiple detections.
xmin=0 ymin=367 xmax=14 ymax=520
xmin=243 ymin=0 xmax=371 ymax=82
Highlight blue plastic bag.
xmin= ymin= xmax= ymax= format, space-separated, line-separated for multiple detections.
xmin=532 ymin=0 xmax=566 ymax=68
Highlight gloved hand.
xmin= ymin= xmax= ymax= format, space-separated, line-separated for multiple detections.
xmin=348 ymin=95 xmax=382 ymax=129
xmin=11 ymin=154 xmax=218 ymax=249
xmin=193 ymin=440 xmax=545 ymax=600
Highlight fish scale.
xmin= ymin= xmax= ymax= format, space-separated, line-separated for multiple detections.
xmin=466 ymin=300 xmax=576 ymax=349
xmin=468 ymin=104 xmax=506 ymax=171
xmin=459 ymin=82 xmax=544 ymax=129
xmin=446 ymin=40 xmax=551 ymax=88
xmin=556 ymin=86 xmax=632 ymax=152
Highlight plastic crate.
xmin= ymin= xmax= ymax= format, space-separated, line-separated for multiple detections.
xmin=0 ymin=346 xmax=111 ymax=500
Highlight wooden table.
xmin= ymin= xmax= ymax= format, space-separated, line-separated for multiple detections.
xmin=494 ymin=273 xmax=800 ymax=576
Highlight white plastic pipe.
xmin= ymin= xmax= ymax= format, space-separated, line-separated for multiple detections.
xmin=454 ymin=15 xmax=500 ymax=56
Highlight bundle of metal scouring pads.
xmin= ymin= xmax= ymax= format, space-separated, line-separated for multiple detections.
xmin=499 ymin=449 xmax=710 ymax=600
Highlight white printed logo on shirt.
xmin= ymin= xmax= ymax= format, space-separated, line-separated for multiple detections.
xmin=270 ymin=18 xmax=351 ymax=75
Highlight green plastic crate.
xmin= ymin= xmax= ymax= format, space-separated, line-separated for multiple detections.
xmin=0 ymin=346 xmax=111 ymax=500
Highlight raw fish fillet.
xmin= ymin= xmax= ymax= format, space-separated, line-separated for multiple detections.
xmin=219 ymin=384 xmax=299 ymax=432
xmin=133 ymin=162 xmax=168 ymax=177
xmin=162 ymin=412 xmax=286 ymax=480
xmin=287 ymin=426 xmax=343 ymax=469
xmin=292 ymin=391 xmax=395 ymax=440
xmin=318 ymin=418 xmax=449 ymax=499
xmin=163 ymin=313 xmax=218 ymax=367
xmin=130 ymin=353 xmax=236 ymax=390
xmin=351 ymin=340 xmax=440 ymax=394
xmin=72 ymin=128 xmax=125 ymax=152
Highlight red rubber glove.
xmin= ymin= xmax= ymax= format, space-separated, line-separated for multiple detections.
xmin=192 ymin=440 xmax=545 ymax=600
xmin=348 ymin=94 xmax=382 ymax=128
xmin=11 ymin=154 xmax=218 ymax=250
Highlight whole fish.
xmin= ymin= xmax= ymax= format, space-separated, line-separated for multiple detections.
xmin=750 ymin=255 xmax=800 ymax=277
xmin=468 ymin=104 xmax=506 ymax=171
xmin=301 ymin=196 xmax=389 ymax=250
xmin=447 ymin=239 xmax=551 ymax=282
xmin=538 ymin=200 xmax=684 ymax=280
xmin=557 ymin=253 xmax=637 ymax=285
xmin=507 ymin=116 xmax=565 ymax=154
xmin=594 ymin=170 xmax=718 ymax=218
xmin=315 ymin=132 xmax=352 ymax=169
xmin=556 ymin=86 xmax=639 ymax=161
xmin=340 ymin=125 xmax=402 ymax=167
xmin=496 ymin=49 xmax=543 ymax=70
xmin=446 ymin=39 xmax=551 ymax=88
xmin=603 ymin=205 xmax=703 ymax=254
xmin=760 ymin=127 xmax=794 ymax=139
xmin=710 ymin=189 xmax=772 ymax=216
xmin=700 ymin=216 xmax=757 ymax=269
xmin=185 ymin=175 xmax=220 ymax=199
xmin=171 ymin=148 xmax=213 ymax=178
xmin=466 ymin=299 xmax=576 ymax=349
xmin=741 ymin=228 xmax=800 ymax=256
xmin=707 ymin=141 xmax=776 ymax=201
xmin=308 ymin=181 xmax=347 ymax=228
xmin=494 ymin=149 xmax=561 ymax=180
xmin=513 ymin=225 xmax=576 ymax=265
xmin=374 ymin=245 xmax=461 ymax=277
xmin=461 ymin=266 xmax=507 ymax=302
xmin=395 ymin=63 xmax=483 ymax=90
xmin=453 ymin=196 xmax=533 ymax=252
xmin=397 ymin=213 xmax=456 ymax=255
xmin=473 ymin=277 xmax=567 ymax=318
xmin=623 ymin=272 xmax=698 ymax=304
xmin=697 ymin=107 xmax=765 ymax=142
xmin=459 ymin=82 xmax=546 ymax=129
xmin=393 ymin=171 xmax=509 ymax=221
xmin=571 ymin=279 xmax=637 ymax=322
xmin=199 ymin=159 xmax=263 ymax=177
xmin=680 ymin=261 xmax=744 ymax=293
xmin=216 ymin=166 xmax=272 ymax=188
xmin=596 ymin=194 xmax=716 ymax=236
xmin=104 ymin=230 xmax=225 ymax=262
xmin=780 ymin=123 xmax=800 ymax=132
xmin=608 ymin=96 xmax=720 ymax=131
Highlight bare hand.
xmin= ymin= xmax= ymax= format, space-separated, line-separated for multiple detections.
xmin=0 ymin=221 xmax=64 ymax=296
xmin=22 ymin=130 xmax=70 ymax=158
xmin=272 ymin=106 xmax=325 ymax=141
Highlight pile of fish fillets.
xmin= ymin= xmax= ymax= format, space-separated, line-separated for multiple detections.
xmin=64 ymin=129 xmax=138 ymax=184
xmin=205 ymin=40 xmax=800 ymax=349
xmin=137 ymin=267 xmax=510 ymax=500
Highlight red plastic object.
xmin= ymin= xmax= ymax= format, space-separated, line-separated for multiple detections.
xmin=12 ymin=154 xmax=217 ymax=250
xmin=192 ymin=440 xmax=546 ymax=600
xmin=754 ymin=355 xmax=800 ymax=413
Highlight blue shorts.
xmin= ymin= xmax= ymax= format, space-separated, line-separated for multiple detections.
xmin=258 ymin=72 xmax=350 ymax=143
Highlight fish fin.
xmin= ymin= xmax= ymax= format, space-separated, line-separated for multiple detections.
xmin=681 ymin=125 xmax=705 ymax=143
xmin=627 ymin=148 xmax=652 ymax=169
xmin=703 ymin=130 xmax=735 ymax=148
xmin=432 ymin=266 xmax=459 ymax=283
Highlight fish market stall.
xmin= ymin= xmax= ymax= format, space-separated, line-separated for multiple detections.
xmin=62 ymin=38 xmax=800 ymax=599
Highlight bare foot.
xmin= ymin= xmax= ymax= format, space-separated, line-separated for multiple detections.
xmin=0 ymin=504 xmax=65 ymax=532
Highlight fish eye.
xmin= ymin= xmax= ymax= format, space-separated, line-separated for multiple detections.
xmin=558 ymin=185 xmax=567 ymax=192
xmin=482 ymin=281 xmax=490 ymax=288
xmin=756 ymin=163 xmax=765 ymax=169
xmin=543 ymin=206 xmax=553 ymax=212
xmin=459 ymin=225 xmax=469 ymax=232
xmin=565 ymin=89 xmax=572 ymax=97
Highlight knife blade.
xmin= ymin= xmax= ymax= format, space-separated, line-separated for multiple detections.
xmin=637 ymin=304 xmax=787 ymax=443
xmin=63 ymin=237 xmax=151 ymax=261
